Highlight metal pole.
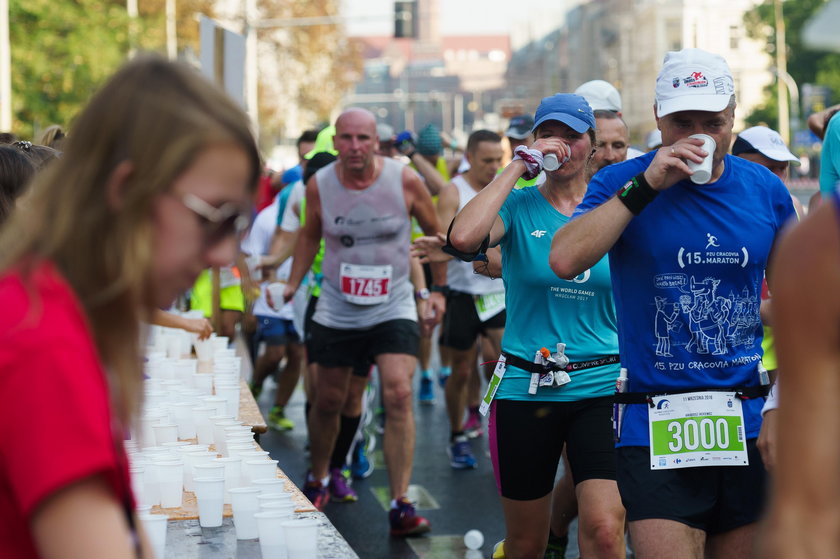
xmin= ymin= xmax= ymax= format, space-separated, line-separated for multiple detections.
xmin=0 ymin=0 xmax=11 ymax=131
xmin=166 ymin=0 xmax=177 ymax=60
xmin=775 ymin=0 xmax=789 ymax=143
xmin=245 ymin=0 xmax=259 ymax=138
xmin=126 ymin=0 xmax=138 ymax=57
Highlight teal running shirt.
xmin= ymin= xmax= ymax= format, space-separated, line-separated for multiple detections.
xmin=496 ymin=186 xmax=619 ymax=401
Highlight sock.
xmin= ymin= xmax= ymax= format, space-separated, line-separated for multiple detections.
xmin=306 ymin=471 xmax=328 ymax=487
xmin=421 ymin=368 xmax=433 ymax=380
xmin=330 ymin=414 xmax=362 ymax=469
xmin=450 ymin=430 xmax=465 ymax=443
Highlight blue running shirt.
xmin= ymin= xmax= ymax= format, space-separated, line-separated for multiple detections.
xmin=575 ymin=152 xmax=796 ymax=446
xmin=496 ymin=186 xmax=619 ymax=402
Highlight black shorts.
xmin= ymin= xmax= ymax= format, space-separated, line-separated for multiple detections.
xmin=617 ymin=440 xmax=767 ymax=534
xmin=303 ymin=296 xmax=372 ymax=377
xmin=439 ymin=290 xmax=505 ymax=351
xmin=489 ymin=397 xmax=616 ymax=501
xmin=308 ymin=318 xmax=419 ymax=371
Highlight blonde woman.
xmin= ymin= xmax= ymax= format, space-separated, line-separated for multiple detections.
xmin=0 ymin=55 xmax=260 ymax=559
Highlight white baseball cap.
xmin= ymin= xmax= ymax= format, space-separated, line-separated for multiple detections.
xmin=655 ymin=49 xmax=735 ymax=117
xmin=574 ymin=80 xmax=622 ymax=112
xmin=733 ymin=126 xmax=800 ymax=164
xmin=645 ymin=129 xmax=663 ymax=150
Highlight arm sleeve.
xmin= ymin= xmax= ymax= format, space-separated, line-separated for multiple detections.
xmin=819 ymin=116 xmax=840 ymax=195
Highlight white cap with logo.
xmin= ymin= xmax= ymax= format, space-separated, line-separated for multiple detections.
xmin=735 ymin=126 xmax=800 ymax=164
xmin=655 ymin=49 xmax=735 ymax=117
xmin=574 ymin=80 xmax=622 ymax=112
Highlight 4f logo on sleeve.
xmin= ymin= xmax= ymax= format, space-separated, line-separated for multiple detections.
xmin=531 ymin=230 xmax=547 ymax=238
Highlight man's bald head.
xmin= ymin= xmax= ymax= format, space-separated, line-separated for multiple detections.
xmin=333 ymin=108 xmax=379 ymax=175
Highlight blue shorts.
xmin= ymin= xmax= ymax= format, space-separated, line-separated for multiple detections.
xmin=255 ymin=316 xmax=300 ymax=346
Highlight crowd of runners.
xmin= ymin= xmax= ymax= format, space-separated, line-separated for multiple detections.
xmin=2 ymin=45 xmax=840 ymax=559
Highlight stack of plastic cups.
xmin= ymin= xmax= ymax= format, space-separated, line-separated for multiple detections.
xmin=227 ymin=442 xmax=258 ymax=461
xmin=177 ymin=445 xmax=209 ymax=489
xmin=282 ymin=519 xmax=319 ymax=559
xmin=194 ymin=462 xmax=226 ymax=484
xmin=212 ymin=420 xmax=242 ymax=456
xmin=193 ymin=476 xmax=225 ymax=528
xmin=173 ymin=359 xmax=197 ymax=385
xmin=228 ymin=487 xmax=261 ymax=540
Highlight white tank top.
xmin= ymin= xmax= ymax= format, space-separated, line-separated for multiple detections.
xmin=447 ymin=175 xmax=506 ymax=296
xmin=313 ymin=157 xmax=417 ymax=329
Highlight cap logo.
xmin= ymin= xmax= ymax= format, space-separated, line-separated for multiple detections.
xmin=672 ymin=77 xmax=681 ymax=88
xmin=684 ymin=71 xmax=708 ymax=88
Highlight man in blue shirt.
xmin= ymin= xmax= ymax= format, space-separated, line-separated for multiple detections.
xmin=550 ymin=49 xmax=796 ymax=558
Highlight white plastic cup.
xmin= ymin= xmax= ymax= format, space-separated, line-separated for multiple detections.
xmin=214 ymin=456 xmax=243 ymax=501
xmin=192 ymin=407 xmax=216 ymax=445
xmin=227 ymin=443 xmax=258 ymax=461
xmin=170 ymin=403 xmax=198 ymax=439
xmin=228 ymin=487 xmax=261 ymax=540
xmin=251 ymin=478 xmax=286 ymax=494
xmin=193 ymin=476 xmax=225 ymax=528
xmin=193 ymin=462 xmax=225 ymax=483
xmin=543 ymin=152 xmax=561 ymax=171
xmin=257 ymin=492 xmax=294 ymax=509
xmin=255 ymin=511 xmax=290 ymax=559
xmin=216 ymin=384 xmax=241 ymax=419
xmin=266 ymin=281 xmax=286 ymax=311
xmin=138 ymin=513 xmax=168 ymax=559
xmin=687 ymin=133 xmax=717 ymax=184
xmin=464 ymin=529 xmax=484 ymax=550
xmin=152 ymin=423 xmax=178 ymax=445
xmin=192 ymin=373 xmax=214 ymax=395
xmin=244 ymin=459 xmax=278 ymax=486
xmin=130 ymin=466 xmax=148 ymax=508
xmin=184 ymin=451 xmax=218 ymax=492
xmin=152 ymin=460 xmax=183 ymax=508
xmin=282 ymin=518 xmax=319 ymax=559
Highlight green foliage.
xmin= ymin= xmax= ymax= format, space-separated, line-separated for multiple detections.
xmin=744 ymin=0 xmax=840 ymax=128
xmin=10 ymin=0 xmax=130 ymax=139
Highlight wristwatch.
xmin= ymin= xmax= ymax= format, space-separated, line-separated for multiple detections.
xmin=415 ymin=288 xmax=430 ymax=300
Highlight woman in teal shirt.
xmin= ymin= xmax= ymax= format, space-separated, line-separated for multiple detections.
xmin=448 ymin=94 xmax=625 ymax=559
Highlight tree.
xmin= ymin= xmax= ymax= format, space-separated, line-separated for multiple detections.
xmin=744 ymin=0 xmax=840 ymax=129
xmin=255 ymin=0 xmax=362 ymax=147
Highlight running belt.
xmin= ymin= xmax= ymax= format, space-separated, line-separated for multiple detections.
xmin=501 ymin=351 xmax=619 ymax=374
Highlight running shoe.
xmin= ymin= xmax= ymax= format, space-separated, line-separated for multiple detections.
xmin=267 ymin=405 xmax=294 ymax=431
xmin=350 ymin=436 xmax=375 ymax=479
xmin=418 ymin=377 xmax=435 ymax=404
xmin=463 ymin=411 xmax=483 ymax=438
xmin=448 ymin=436 xmax=478 ymax=469
xmin=302 ymin=478 xmax=330 ymax=511
xmin=438 ymin=366 xmax=451 ymax=387
xmin=492 ymin=540 xmax=506 ymax=558
xmin=544 ymin=533 xmax=569 ymax=559
xmin=328 ymin=467 xmax=358 ymax=502
xmin=388 ymin=497 xmax=431 ymax=537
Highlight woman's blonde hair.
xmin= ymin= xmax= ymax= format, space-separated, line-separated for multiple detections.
xmin=0 ymin=54 xmax=260 ymax=426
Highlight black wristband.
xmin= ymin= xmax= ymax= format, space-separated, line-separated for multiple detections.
xmin=617 ymin=173 xmax=659 ymax=215
xmin=430 ymin=285 xmax=450 ymax=295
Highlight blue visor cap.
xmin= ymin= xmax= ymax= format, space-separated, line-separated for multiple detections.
xmin=533 ymin=93 xmax=596 ymax=134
